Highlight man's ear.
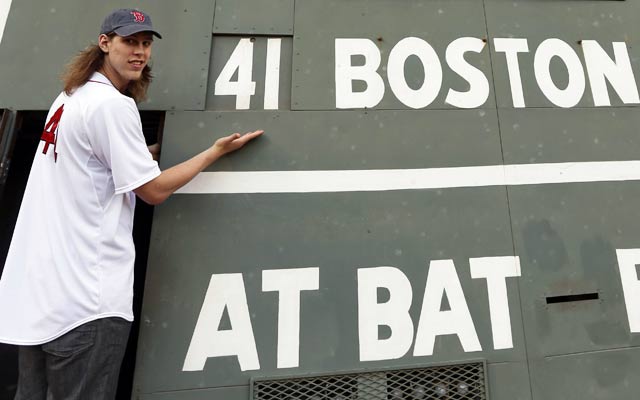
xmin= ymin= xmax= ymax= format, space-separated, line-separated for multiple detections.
xmin=98 ymin=34 xmax=110 ymax=53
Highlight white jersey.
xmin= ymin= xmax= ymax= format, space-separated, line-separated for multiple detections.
xmin=0 ymin=72 xmax=161 ymax=345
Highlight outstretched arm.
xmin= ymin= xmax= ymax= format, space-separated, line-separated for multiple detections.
xmin=134 ymin=130 xmax=263 ymax=205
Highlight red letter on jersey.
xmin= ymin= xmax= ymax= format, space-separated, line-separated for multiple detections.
xmin=40 ymin=104 xmax=64 ymax=162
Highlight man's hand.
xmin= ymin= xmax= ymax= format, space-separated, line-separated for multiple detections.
xmin=135 ymin=129 xmax=264 ymax=205
xmin=212 ymin=130 xmax=264 ymax=157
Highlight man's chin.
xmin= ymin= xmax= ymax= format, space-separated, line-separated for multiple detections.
xmin=128 ymin=71 xmax=144 ymax=81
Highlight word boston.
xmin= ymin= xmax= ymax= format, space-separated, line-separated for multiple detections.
xmin=335 ymin=37 xmax=639 ymax=109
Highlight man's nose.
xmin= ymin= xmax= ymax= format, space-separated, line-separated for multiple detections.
xmin=133 ymin=44 xmax=144 ymax=55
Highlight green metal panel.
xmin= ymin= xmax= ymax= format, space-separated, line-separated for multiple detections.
xmin=487 ymin=362 xmax=532 ymax=400
xmin=133 ymin=110 xmax=527 ymax=395
xmin=485 ymin=0 xmax=640 ymax=108
xmin=137 ymin=385 xmax=248 ymax=400
xmin=159 ymin=110 xmax=503 ymax=171
xmin=500 ymin=108 xmax=640 ymax=165
xmin=529 ymin=348 xmax=640 ymax=400
xmin=291 ymin=0 xmax=495 ymax=110
xmin=206 ymin=37 xmax=292 ymax=111
xmin=0 ymin=0 xmax=213 ymax=110
xmin=501 ymin=108 xmax=640 ymax=397
xmin=136 ymin=190 xmax=521 ymax=392
xmin=213 ymin=0 xmax=294 ymax=35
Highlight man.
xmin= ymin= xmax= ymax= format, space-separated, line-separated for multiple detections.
xmin=0 ymin=8 xmax=263 ymax=399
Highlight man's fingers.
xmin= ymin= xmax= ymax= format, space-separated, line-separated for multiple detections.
xmin=236 ymin=130 xmax=263 ymax=139
xmin=232 ymin=130 xmax=264 ymax=145
xmin=217 ymin=133 xmax=240 ymax=145
xmin=215 ymin=130 xmax=263 ymax=152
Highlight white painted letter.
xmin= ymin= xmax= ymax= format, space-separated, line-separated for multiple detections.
xmin=262 ymin=267 xmax=319 ymax=369
xmin=214 ymin=38 xmax=256 ymax=110
xmin=0 ymin=0 xmax=11 ymax=45
xmin=616 ymin=249 xmax=640 ymax=332
xmin=358 ymin=267 xmax=414 ymax=362
xmin=493 ymin=38 xmax=529 ymax=108
xmin=470 ymin=256 xmax=521 ymax=350
xmin=264 ymin=38 xmax=282 ymax=110
xmin=534 ymin=38 xmax=585 ymax=108
xmin=183 ymin=274 xmax=260 ymax=371
xmin=387 ymin=37 xmax=443 ymax=108
xmin=335 ymin=38 xmax=385 ymax=108
xmin=414 ymin=260 xmax=481 ymax=356
xmin=582 ymin=40 xmax=640 ymax=106
xmin=445 ymin=37 xmax=490 ymax=109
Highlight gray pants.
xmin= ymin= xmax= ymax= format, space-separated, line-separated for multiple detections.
xmin=14 ymin=317 xmax=131 ymax=400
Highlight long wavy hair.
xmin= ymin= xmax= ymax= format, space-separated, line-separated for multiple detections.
xmin=61 ymin=34 xmax=152 ymax=103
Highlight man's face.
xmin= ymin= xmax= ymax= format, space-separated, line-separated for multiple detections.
xmin=99 ymin=32 xmax=153 ymax=91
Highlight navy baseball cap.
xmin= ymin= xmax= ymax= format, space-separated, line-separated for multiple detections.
xmin=100 ymin=9 xmax=162 ymax=39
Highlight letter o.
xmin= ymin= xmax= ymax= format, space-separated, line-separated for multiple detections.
xmin=534 ymin=38 xmax=585 ymax=108
xmin=387 ymin=37 xmax=443 ymax=108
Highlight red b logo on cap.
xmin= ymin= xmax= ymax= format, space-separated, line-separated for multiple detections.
xmin=131 ymin=11 xmax=145 ymax=23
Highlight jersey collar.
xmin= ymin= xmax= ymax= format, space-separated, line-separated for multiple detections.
xmin=88 ymin=72 xmax=117 ymax=89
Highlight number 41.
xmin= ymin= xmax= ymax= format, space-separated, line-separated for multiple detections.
xmin=214 ymin=38 xmax=282 ymax=110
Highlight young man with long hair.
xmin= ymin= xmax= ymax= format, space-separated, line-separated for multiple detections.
xmin=0 ymin=9 xmax=262 ymax=399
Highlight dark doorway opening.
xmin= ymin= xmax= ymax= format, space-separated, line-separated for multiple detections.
xmin=0 ymin=109 xmax=164 ymax=400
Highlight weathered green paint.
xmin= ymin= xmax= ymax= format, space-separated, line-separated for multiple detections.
xmin=159 ymin=110 xmax=503 ymax=171
xmin=508 ymin=181 xmax=640 ymax=398
xmin=529 ymin=348 xmax=640 ymax=400
xmin=213 ymin=0 xmax=294 ymax=35
xmin=499 ymin=106 xmax=640 ymax=398
xmin=137 ymin=385 xmax=248 ymax=400
xmin=488 ymin=363 xmax=532 ymax=400
xmin=500 ymin=108 xmax=640 ymax=164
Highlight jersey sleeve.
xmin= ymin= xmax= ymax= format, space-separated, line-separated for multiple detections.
xmin=86 ymin=97 xmax=161 ymax=195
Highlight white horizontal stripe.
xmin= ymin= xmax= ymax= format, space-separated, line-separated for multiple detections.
xmin=176 ymin=160 xmax=640 ymax=194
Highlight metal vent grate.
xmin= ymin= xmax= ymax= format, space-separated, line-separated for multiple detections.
xmin=252 ymin=361 xmax=487 ymax=400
